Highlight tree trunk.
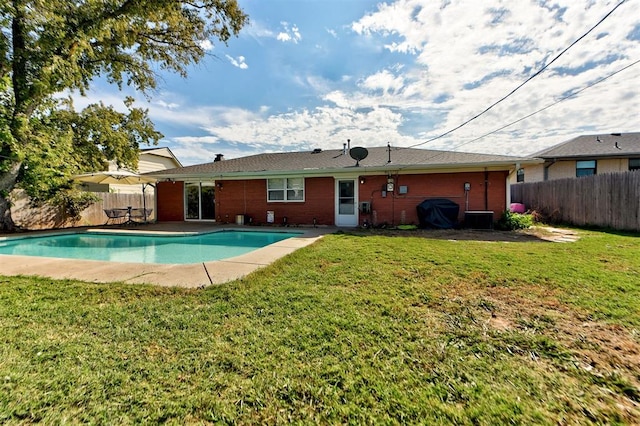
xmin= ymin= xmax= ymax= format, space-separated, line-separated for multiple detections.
xmin=0 ymin=162 xmax=20 ymax=232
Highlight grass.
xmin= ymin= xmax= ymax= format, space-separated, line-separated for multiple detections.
xmin=1 ymin=227 xmax=639 ymax=424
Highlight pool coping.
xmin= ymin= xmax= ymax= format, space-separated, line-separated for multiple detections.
xmin=0 ymin=224 xmax=333 ymax=288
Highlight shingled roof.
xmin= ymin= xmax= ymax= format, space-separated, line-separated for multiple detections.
xmin=533 ymin=132 xmax=640 ymax=159
xmin=149 ymin=146 xmax=536 ymax=179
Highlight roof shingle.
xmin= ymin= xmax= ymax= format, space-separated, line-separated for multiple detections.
xmin=150 ymin=147 xmax=534 ymax=178
xmin=534 ymin=132 xmax=640 ymax=159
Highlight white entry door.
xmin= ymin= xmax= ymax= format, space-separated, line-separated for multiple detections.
xmin=335 ymin=179 xmax=358 ymax=227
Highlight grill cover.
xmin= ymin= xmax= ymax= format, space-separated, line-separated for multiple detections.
xmin=416 ymin=198 xmax=460 ymax=229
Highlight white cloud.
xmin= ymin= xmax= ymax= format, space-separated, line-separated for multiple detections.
xmin=277 ymin=32 xmax=293 ymax=43
xmin=244 ymin=20 xmax=276 ymax=40
xmin=344 ymin=0 xmax=640 ymax=154
xmin=361 ymin=69 xmax=406 ymax=95
xmin=70 ymin=1 xmax=640 ymax=165
xmin=172 ymin=136 xmax=220 ymax=144
xmin=198 ymin=39 xmax=214 ymax=51
xmin=156 ymin=100 xmax=180 ymax=110
xmin=277 ymin=22 xmax=302 ymax=44
xmin=184 ymin=104 xmax=418 ymax=157
xmin=168 ymin=143 xmax=221 ymax=165
xmin=225 ymin=54 xmax=248 ymax=69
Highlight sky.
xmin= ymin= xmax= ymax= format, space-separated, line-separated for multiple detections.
xmin=78 ymin=0 xmax=640 ymax=166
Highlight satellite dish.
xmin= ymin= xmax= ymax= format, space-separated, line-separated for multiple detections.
xmin=349 ymin=147 xmax=369 ymax=167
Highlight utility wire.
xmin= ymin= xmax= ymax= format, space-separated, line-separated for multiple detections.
xmin=426 ymin=58 xmax=640 ymax=155
xmin=404 ymin=0 xmax=628 ymax=150
xmin=387 ymin=58 xmax=640 ymax=172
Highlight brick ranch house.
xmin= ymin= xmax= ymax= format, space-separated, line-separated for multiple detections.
xmin=149 ymin=146 xmax=539 ymax=227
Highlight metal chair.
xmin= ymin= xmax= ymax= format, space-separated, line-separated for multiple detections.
xmin=129 ymin=208 xmax=153 ymax=224
xmin=103 ymin=208 xmax=128 ymax=225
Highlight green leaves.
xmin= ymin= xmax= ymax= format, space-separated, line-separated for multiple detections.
xmin=5 ymin=0 xmax=248 ymax=98
xmin=0 ymin=1 xmax=248 ymax=228
xmin=19 ymin=98 xmax=163 ymax=203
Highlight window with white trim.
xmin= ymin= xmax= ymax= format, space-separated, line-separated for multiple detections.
xmin=267 ymin=178 xmax=304 ymax=202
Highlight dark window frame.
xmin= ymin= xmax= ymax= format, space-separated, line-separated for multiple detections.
xmin=576 ymin=160 xmax=597 ymax=177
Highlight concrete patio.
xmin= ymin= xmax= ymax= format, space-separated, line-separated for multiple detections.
xmin=0 ymin=222 xmax=333 ymax=288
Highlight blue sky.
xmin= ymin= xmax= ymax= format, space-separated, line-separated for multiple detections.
xmin=78 ymin=0 xmax=640 ymax=166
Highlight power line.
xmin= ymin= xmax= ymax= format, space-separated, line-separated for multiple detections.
xmin=388 ymin=58 xmax=640 ymax=171
xmin=438 ymin=58 xmax=640 ymax=152
xmin=404 ymin=0 xmax=629 ymax=150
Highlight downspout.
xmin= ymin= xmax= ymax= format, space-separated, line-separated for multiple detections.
xmin=543 ymin=159 xmax=556 ymax=181
xmin=506 ymin=162 xmax=520 ymax=206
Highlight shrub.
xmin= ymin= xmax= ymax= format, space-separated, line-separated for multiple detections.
xmin=497 ymin=210 xmax=533 ymax=230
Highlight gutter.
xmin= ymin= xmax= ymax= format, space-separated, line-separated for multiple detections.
xmin=150 ymin=159 xmax=543 ymax=181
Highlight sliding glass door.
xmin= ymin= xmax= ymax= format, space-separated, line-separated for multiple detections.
xmin=185 ymin=182 xmax=216 ymax=220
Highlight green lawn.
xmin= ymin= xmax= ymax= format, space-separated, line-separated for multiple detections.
xmin=1 ymin=228 xmax=639 ymax=424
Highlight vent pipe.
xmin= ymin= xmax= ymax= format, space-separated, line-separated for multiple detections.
xmin=214 ymin=153 xmax=224 ymax=162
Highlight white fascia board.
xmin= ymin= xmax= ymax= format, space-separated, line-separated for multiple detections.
xmin=151 ymin=159 xmax=542 ymax=181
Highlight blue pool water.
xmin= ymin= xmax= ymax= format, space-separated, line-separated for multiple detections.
xmin=0 ymin=231 xmax=301 ymax=264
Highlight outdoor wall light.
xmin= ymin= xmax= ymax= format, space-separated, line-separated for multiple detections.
xmin=360 ymin=177 xmax=366 ymax=184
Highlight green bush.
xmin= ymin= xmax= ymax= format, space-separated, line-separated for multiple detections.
xmin=497 ymin=210 xmax=533 ymax=230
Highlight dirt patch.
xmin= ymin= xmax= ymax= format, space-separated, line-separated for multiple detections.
xmin=421 ymin=278 xmax=639 ymax=420
xmin=348 ymin=226 xmax=580 ymax=243
xmin=479 ymin=285 xmax=640 ymax=419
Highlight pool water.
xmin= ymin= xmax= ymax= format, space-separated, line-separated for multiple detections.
xmin=0 ymin=231 xmax=302 ymax=264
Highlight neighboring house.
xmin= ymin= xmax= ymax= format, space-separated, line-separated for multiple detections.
xmin=512 ymin=132 xmax=640 ymax=183
xmin=150 ymin=146 xmax=539 ymax=227
xmin=81 ymin=147 xmax=183 ymax=194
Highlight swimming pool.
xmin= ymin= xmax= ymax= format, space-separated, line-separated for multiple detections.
xmin=0 ymin=230 xmax=302 ymax=264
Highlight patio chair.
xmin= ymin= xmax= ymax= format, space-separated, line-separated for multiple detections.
xmin=129 ymin=208 xmax=153 ymax=224
xmin=104 ymin=208 xmax=128 ymax=225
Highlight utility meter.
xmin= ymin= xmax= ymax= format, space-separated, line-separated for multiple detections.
xmin=387 ymin=177 xmax=394 ymax=192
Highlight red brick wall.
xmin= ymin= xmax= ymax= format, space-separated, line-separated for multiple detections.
xmin=214 ymin=177 xmax=335 ymax=226
xmin=155 ymin=171 xmax=508 ymax=226
xmin=156 ymin=181 xmax=184 ymax=221
xmin=358 ymin=171 xmax=507 ymax=226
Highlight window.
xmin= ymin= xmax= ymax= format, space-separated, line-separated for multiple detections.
xmin=516 ymin=168 xmax=525 ymax=183
xmin=629 ymin=158 xmax=640 ymax=171
xmin=576 ymin=160 xmax=596 ymax=177
xmin=267 ymin=178 xmax=304 ymax=202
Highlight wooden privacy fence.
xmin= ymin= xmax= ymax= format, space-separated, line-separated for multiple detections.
xmin=81 ymin=192 xmax=156 ymax=226
xmin=11 ymin=190 xmax=155 ymax=230
xmin=511 ymin=171 xmax=640 ymax=231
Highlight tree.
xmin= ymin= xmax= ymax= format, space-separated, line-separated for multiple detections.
xmin=0 ymin=0 xmax=248 ymax=230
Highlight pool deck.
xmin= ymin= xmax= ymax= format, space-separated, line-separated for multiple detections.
xmin=0 ymin=222 xmax=334 ymax=288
